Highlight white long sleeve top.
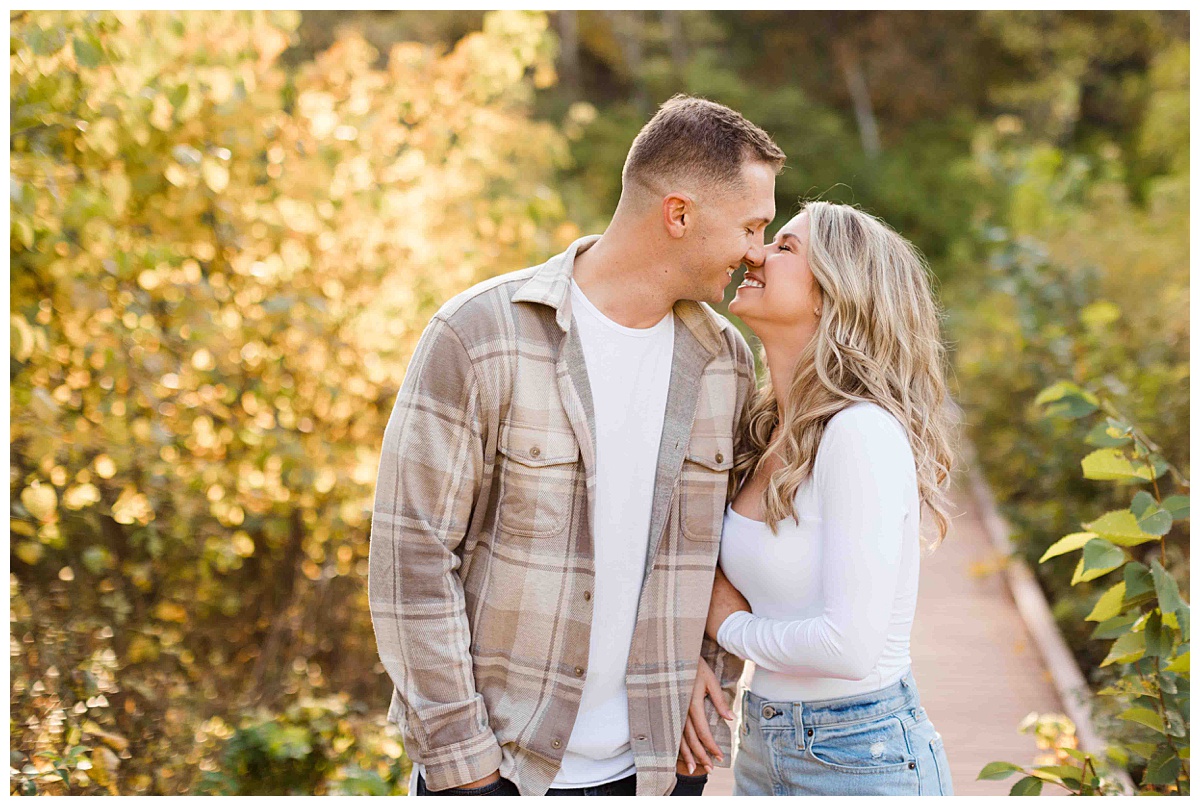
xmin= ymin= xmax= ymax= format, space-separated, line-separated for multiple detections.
xmin=716 ymin=402 xmax=921 ymax=702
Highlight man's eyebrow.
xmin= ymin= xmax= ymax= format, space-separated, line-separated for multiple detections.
xmin=746 ymin=216 xmax=773 ymax=227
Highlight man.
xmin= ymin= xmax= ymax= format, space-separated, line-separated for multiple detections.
xmin=369 ymin=94 xmax=784 ymax=796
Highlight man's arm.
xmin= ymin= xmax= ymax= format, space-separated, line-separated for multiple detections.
xmin=368 ymin=315 xmax=502 ymax=791
xmin=696 ymin=323 xmax=756 ymax=762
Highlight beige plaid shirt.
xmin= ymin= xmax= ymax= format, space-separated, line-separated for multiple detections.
xmin=369 ymin=236 xmax=756 ymax=795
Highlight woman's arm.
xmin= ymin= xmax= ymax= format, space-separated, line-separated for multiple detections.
xmin=715 ymin=408 xmax=913 ymax=680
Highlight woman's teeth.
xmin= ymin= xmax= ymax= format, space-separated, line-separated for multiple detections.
xmin=740 ymin=277 xmax=765 ymax=289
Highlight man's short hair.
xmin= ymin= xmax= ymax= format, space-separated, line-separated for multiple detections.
xmin=622 ymin=94 xmax=786 ymax=196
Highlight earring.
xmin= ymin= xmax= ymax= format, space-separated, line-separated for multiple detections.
xmin=814 ymin=306 xmax=822 ymax=317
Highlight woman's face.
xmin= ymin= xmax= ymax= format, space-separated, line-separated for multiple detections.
xmin=729 ymin=211 xmax=820 ymax=335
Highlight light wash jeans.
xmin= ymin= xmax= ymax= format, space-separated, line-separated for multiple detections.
xmin=733 ymin=668 xmax=954 ymax=796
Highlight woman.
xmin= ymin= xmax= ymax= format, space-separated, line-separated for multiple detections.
xmin=679 ymin=201 xmax=955 ymax=796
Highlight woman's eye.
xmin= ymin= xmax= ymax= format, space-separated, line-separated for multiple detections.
xmin=778 ymin=243 xmax=791 ymax=252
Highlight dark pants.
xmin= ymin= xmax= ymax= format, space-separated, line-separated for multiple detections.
xmin=416 ymin=771 xmax=708 ymax=796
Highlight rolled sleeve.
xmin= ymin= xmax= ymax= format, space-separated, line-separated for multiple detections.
xmin=368 ymin=316 xmax=501 ymax=789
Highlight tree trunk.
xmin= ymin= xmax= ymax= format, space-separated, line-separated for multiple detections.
xmin=607 ymin=10 xmax=649 ymax=115
xmin=662 ymin=11 xmax=689 ymax=80
xmin=242 ymin=507 xmax=307 ymax=707
xmin=833 ymin=39 xmax=882 ymax=160
xmin=555 ymin=11 xmax=581 ymax=99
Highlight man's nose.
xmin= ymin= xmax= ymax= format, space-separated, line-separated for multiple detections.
xmin=743 ymin=244 xmax=766 ymax=268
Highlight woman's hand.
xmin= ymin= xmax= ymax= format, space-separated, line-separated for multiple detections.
xmin=676 ymin=656 xmax=735 ymax=775
xmin=706 ymin=566 xmax=751 ymax=642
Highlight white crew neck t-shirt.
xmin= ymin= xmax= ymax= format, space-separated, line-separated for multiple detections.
xmin=716 ymin=401 xmax=921 ymax=703
xmin=551 ymin=280 xmax=674 ymax=788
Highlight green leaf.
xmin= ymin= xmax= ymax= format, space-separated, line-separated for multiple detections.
xmin=1144 ymin=745 xmax=1183 ymax=786
xmin=1118 ymin=706 xmax=1165 ymax=734
xmin=1034 ymin=764 xmax=1083 ymax=782
xmin=1081 ymin=448 xmax=1155 ymax=482
xmin=1150 ymin=560 xmax=1185 ymax=614
xmin=1130 ymin=493 xmax=1174 ymax=535
xmin=1164 ymin=651 xmax=1189 ymax=674
xmin=1123 ymin=562 xmax=1156 ymax=607
xmin=1131 ymin=491 xmax=1156 ymax=518
xmin=1125 ymin=741 xmax=1160 ymax=760
xmin=1027 ymin=768 xmax=1067 ymax=787
xmin=1085 ymin=420 xmax=1132 ymax=448
xmin=1070 ymin=538 xmax=1126 ymax=585
xmin=1143 ymin=611 xmax=1169 ymax=658
xmin=1106 ymin=744 xmax=1130 ymax=768
xmin=73 ymin=36 xmax=103 ymax=69
xmin=1086 ymin=582 xmax=1126 ymax=622
xmin=1035 ymin=381 xmax=1099 ymax=419
xmin=1084 ymin=446 xmax=1147 ymax=479
xmin=1039 ymin=532 xmax=1097 ymax=563
xmin=1009 ymin=776 xmax=1043 ymax=796
xmin=977 ymin=761 xmax=1024 ymax=781
xmin=1102 ymin=630 xmax=1146 ymax=667
xmin=1162 ymin=494 xmax=1189 ymax=520
xmin=1083 ymin=510 xmax=1161 ymax=546
xmin=1092 ymin=610 xmax=1141 ymax=640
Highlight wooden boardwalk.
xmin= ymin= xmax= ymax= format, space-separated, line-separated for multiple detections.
xmin=705 ymin=481 xmax=1066 ymax=796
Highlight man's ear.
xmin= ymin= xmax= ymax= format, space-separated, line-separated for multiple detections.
xmin=662 ymin=193 xmax=692 ymax=239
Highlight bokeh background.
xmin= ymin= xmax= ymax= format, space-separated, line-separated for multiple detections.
xmin=10 ymin=10 xmax=1189 ymax=795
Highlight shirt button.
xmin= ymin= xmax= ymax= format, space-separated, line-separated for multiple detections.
xmin=635 ymin=735 xmax=647 ymax=741
xmin=530 ymin=446 xmax=541 ymax=458
xmin=807 ymin=728 xmax=814 ymax=737
xmin=908 ymin=762 xmax=916 ymax=770
xmin=574 ymin=666 xmax=585 ymax=677
xmin=583 ymin=591 xmax=591 ymax=601
xmin=715 ymin=452 xmax=724 ymax=463
xmin=762 ymin=705 xmax=776 ymax=719
xmin=552 ymin=739 xmax=562 ymax=749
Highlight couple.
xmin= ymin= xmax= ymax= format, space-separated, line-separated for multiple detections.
xmin=368 ymin=95 xmax=954 ymax=797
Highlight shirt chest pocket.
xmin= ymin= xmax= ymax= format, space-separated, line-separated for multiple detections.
xmin=496 ymin=422 xmax=580 ymax=538
xmin=679 ymin=433 xmax=734 ymax=541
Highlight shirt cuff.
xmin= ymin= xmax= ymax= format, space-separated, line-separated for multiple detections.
xmin=418 ymin=729 xmax=504 ymax=792
xmin=716 ymin=609 xmax=754 ymax=657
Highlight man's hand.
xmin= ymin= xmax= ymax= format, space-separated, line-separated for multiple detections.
xmin=705 ymin=566 xmax=751 ymax=641
xmin=677 ymin=656 xmax=735 ymax=775
xmin=454 ymin=770 xmax=501 ymax=790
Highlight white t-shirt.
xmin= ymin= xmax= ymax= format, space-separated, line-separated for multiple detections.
xmin=551 ymin=279 xmax=674 ymax=787
xmin=716 ymin=402 xmax=920 ymax=702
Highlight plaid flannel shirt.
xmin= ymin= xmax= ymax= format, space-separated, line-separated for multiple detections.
xmin=368 ymin=236 xmax=756 ymax=795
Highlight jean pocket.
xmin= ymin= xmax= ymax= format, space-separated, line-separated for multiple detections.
xmin=808 ymin=716 xmax=915 ymax=774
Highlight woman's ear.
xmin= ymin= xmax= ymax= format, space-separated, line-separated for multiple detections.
xmin=662 ymin=192 xmax=692 ymax=239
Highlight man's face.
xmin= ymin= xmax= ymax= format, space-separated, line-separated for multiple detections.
xmin=681 ymin=160 xmax=777 ymax=305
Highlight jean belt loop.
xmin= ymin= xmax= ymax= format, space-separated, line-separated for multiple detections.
xmin=794 ymin=702 xmax=806 ymax=749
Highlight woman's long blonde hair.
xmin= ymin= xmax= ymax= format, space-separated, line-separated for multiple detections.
xmin=732 ymin=201 xmax=954 ymax=541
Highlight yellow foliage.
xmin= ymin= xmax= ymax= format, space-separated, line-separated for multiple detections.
xmin=11 ymin=10 xmax=570 ymax=793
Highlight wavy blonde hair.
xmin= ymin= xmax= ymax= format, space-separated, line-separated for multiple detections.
xmin=732 ymin=201 xmax=954 ymax=541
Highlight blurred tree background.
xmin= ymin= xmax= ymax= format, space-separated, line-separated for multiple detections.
xmin=10 ymin=9 xmax=1189 ymax=795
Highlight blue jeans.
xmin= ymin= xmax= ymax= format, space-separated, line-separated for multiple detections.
xmin=733 ymin=669 xmax=953 ymax=796
xmin=415 ymin=771 xmax=707 ymax=796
